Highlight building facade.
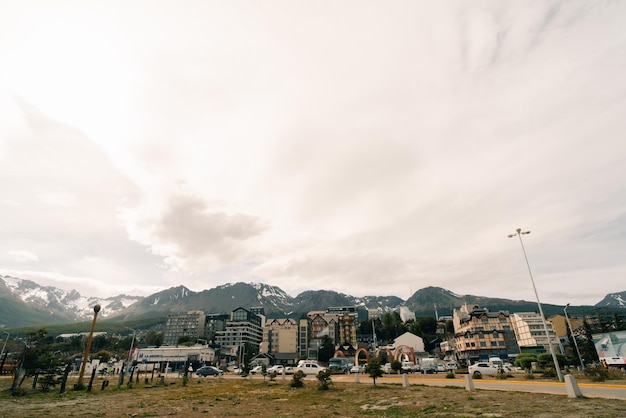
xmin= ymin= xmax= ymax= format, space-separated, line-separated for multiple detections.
xmin=452 ymin=305 xmax=519 ymax=362
xmin=163 ymin=310 xmax=207 ymax=346
xmin=510 ymin=312 xmax=562 ymax=354
xmin=214 ymin=307 xmax=264 ymax=359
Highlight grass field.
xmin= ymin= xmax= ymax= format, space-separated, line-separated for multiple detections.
xmin=2 ymin=374 xmax=626 ymax=417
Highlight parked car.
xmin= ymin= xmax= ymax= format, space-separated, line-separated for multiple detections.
xmin=382 ymin=363 xmax=393 ymax=374
xmin=401 ymin=362 xmax=419 ymax=373
xmin=267 ymin=365 xmax=285 ymax=374
xmin=445 ymin=363 xmax=458 ymax=371
xmin=295 ymin=361 xmax=326 ymax=376
xmin=349 ymin=364 xmax=366 ymax=374
xmin=468 ymin=362 xmax=501 ymax=377
xmin=284 ymin=366 xmax=295 ymax=375
xmin=232 ymin=367 xmax=243 ymax=375
xmin=249 ymin=365 xmax=264 ymax=374
xmin=196 ymin=366 xmax=223 ymax=377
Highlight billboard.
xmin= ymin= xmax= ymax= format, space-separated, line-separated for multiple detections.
xmin=593 ymin=330 xmax=626 ymax=366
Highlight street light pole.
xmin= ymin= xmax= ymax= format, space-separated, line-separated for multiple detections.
xmin=564 ymin=303 xmax=585 ymax=370
xmin=508 ymin=228 xmax=564 ymax=382
xmin=127 ymin=328 xmax=137 ymax=362
xmin=77 ymin=304 xmax=101 ymax=388
xmin=0 ymin=332 xmax=9 ymax=359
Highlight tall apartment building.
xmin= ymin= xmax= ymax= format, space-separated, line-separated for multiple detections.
xmin=204 ymin=313 xmax=229 ymax=344
xmin=324 ymin=306 xmax=358 ymax=346
xmin=510 ymin=312 xmax=562 ymax=354
xmin=163 ymin=310 xmax=207 ymax=346
xmin=452 ymin=305 xmax=519 ymax=362
xmin=214 ymin=307 xmax=264 ymax=356
xmin=259 ymin=318 xmax=299 ymax=365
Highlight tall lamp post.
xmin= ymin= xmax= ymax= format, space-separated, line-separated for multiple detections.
xmin=0 ymin=331 xmax=9 ymax=359
xmin=77 ymin=304 xmax=101 ymax=387
xmin=508 ymin=228 xmax=564 ymax=382
xmin=126 ymin=328 xmax=137 ymax=362
xmin=564 ymin=303 xmax=585 ymax=370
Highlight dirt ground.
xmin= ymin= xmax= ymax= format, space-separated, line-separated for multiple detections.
xmin=2 ymin=375 xmax=626 ymax=418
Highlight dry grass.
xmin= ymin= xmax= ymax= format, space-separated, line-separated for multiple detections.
xmin=2 ymin=375 xmax=626 ymax=417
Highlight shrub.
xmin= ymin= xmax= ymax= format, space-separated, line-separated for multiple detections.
xmin=472 ymin=371 xmax=482 ymax=379
xmin=541 ymin=367 xmax=557 ymax=379
xmin=525 ymin=371 xmax=535 ymax=380
xmin=515 ymin=354 xmax=537 ymax=370
xmin=607 ymin=367 xmax=624 ymax=380
xmin=445 ymin=372 xmax=455 ymax=379
xmin=291 ymin=370 xmax=305 ymax=388
xmin=584 ymin=364 xmax=608 ymax=382
xmin=317 ymin=369 xmax=332 ymax=390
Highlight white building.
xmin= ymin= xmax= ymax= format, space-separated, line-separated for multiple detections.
xmin=133 ymin=345 xmax=216 ymax=372
xmin=393 ymin=332 xmax=425 ymax=353
xmin=510 ymin=312 xmax=562 ymax=353
xmin=398 ymin=306 xmax=416 ymax=322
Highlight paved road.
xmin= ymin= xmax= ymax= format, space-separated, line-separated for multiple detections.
xmin=330 ymin=373 xmax=626 ymax=400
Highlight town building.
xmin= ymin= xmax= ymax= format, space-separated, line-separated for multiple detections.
xmin=214 ymin=307 xmax=264 ymax=361
xmin=510 ymin=312 xmax=563 ymax=354
xmin=399 ymin=306 xmax=416 ymax=322
xmin=259 ymin=318 xmax=299 ymax=365
xmin=133 ymin=344 xmax=216 ymax=373
xmin=163 ymin=310 xmax=206 ymax=346
xmin=452 ymin=304 xmax=519 ymax=362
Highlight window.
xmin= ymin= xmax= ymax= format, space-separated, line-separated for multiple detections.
xmin=480 ymin=342 xmax=486 ymax=347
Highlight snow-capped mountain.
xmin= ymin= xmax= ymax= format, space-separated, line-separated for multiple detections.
xmin=595 ymin=291 xmax=626 ymax=309
xmin=2 ymin=273 xmax=623 ymax=328
xmin=0 ymin=275 xmax=143 ymax=326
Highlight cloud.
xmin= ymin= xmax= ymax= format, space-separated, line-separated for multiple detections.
xmin=1 ymin=1 xmax=626 ymax=305
xmin=8 ymin=251 xmax=39 ymax=263
xmin=122 ymin=193 xmax=267 ymax=272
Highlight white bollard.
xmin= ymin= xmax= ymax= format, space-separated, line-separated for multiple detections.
xmin=354 ymin=372 xmax=360 ymax=383
xmin=464 ymin=374 xmax=475 ymax=392
xmin=402 ymin=373 xmax=409 ymax=388
xmin=564 ymin=374 xmax=583 ymax=398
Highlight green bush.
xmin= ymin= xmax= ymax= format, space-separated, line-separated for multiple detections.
xmin=291 ymin=370 xmax=305 ymax=388
xmin=472 ymin=371 xmax=482 ymax=379
xmin=317 ymin=369 xmax=332 ymax=390
xmin=445 ymin=372 xmax=455 ymax=379
xmin=515 ymin=354 xmax=537 ymax=370
xmin=584 ymin=364 xmax=608 ymax=382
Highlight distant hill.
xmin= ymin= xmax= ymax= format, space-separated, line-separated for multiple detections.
xmin=595 ymin=291 xmax=626 ymax=309
xmin=1 ymin=274 xmax=622 ymax=328
xmin=405 ymin=286 xmax=582 ymax=318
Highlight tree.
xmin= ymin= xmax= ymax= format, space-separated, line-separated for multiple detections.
xmin=580 ymin=320 xmax=600 ymax=365
xmin=143 ymin=330 xmax=164 ymax=347
xmin=366 ymin=357 xmax=383 ymax=386
xmin=390 ymin=359 xmax=402 ymax=374
xmin=317 ymin=335 xmax=335 ymax=363
xmin=12 ymin=328 xmax=63 ymax=393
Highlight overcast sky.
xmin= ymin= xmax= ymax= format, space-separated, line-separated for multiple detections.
xmin=1 ymin=1 xmax=625 ymax=307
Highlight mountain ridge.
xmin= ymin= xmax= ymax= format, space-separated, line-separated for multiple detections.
xmin=1 ymin=274 xmax=623 ymax=328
